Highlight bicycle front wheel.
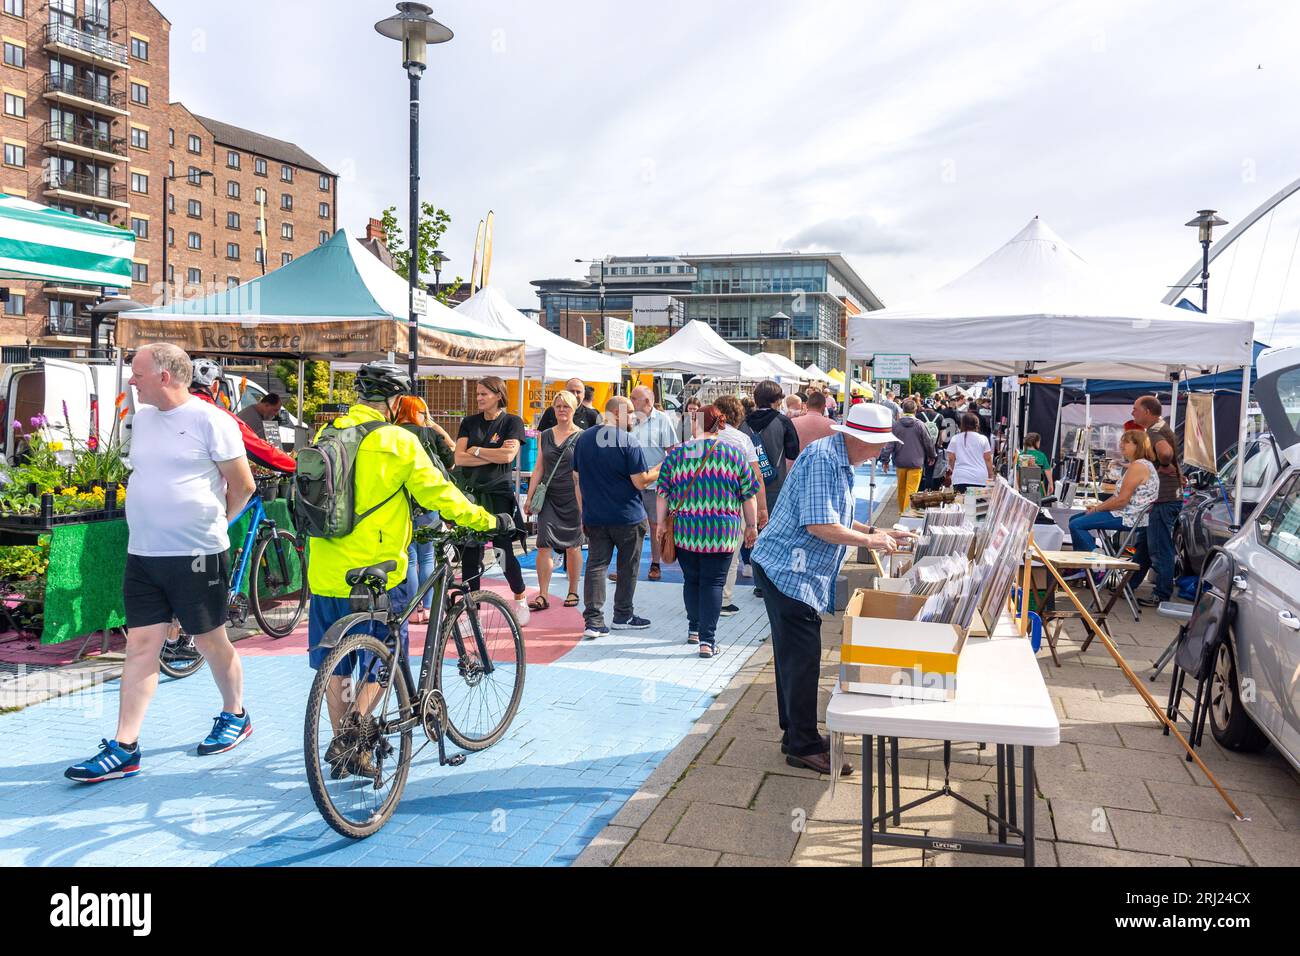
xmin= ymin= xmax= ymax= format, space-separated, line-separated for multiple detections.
xmin=304 ymin=622 xmax=413 ymax=840
xmin=435 ymin=591 xmax=526 ymax=752
xmin=250 ymin=528 xmax=308 ymax=639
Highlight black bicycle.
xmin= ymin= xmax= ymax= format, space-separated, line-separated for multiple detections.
xmin=303 ymin=523 xmax=526 ymax=839
xmin=159 ymin=495 xmax=309 ymax=679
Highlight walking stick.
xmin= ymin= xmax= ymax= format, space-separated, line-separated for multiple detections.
xmin=1031 ymin=542 xmax=1245 ymax=820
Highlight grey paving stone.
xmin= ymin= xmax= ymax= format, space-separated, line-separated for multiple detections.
xmin=1061 ymin=697 xmax=1159 ymax=725
xmin=1076 ymin=742 xmax=1200 ymax=784
xmin=667 ymin=802 xmax=801 ymax=860
xmin=572 ymin=826 xmax=637 ymax=866
xmin=1049 ymin=798 xmax=1118 ymax=847
xmin=1058 ymin=721 xmax=1125 ymax=747
xmin=667 ymin=764 xmax=765 ymax=808
xmin=1055 ymin=844 xmax=1191 ymax=867
xmin=928 ymin=839 xmax=1056 ymax=867
xmin=793 ymin=820 xmax=923 ymax=867
xmin=1145 ymin=779 xmax=1283 ymax=830
xmin=1228 ymin=820 xmax=1300 ymax=866
xmin=1105 ymin=808 xmax=1252 ymax=865
xmin=635 ymin=796 xmax=690 ymax=844
xmin=1035 ymin=769 xmax=1158 ymax=811
xmin=616 ymin=840 xmax=721 ymax=867
xmin=717 ymin=853 xmax=788 ymax=867
xmin=1261 ymin=793 xmax=1300 ymax=832
xmin=717 ymin=736 xmax=821 ymax=779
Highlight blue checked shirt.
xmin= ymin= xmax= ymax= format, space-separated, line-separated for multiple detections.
xmin=751 ymin=432 xmax=856 ymax=613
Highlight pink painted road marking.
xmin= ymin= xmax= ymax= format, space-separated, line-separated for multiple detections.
xmin=235 ymin=579 xmax=585 ymax=667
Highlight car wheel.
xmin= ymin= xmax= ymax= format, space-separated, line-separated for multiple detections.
xmin=1207 ymin=637 xmax=1270 ymax=753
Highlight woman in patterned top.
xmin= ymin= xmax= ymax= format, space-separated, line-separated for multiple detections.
xmin=1068 ymin=429 xmax=1160 ymax=580
xmin=656 ymin=404 xmax=759 ymax=659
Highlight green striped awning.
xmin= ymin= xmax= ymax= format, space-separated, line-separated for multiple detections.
xmin=0 ymin=193 xmax=135 ymax=288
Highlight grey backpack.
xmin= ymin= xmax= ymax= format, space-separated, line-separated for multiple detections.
xmin=294 ymin=420 xmax=405 ymax=539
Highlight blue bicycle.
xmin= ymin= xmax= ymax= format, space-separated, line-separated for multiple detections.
xmin=160 ymin=494 xmax=308 ymax=679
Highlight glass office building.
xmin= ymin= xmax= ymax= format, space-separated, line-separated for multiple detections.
xmin=532 ymin=252 xmax=881 ymax=369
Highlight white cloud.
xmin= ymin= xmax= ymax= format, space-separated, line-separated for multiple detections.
xmin=161 ymin=0 xmax=1300 ymax=340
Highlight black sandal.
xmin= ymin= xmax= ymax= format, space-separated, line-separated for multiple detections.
xmin=528 ymin=595 xmax=551 ymax=612
xmin=563 ymin=592 xmax=579 ymax=608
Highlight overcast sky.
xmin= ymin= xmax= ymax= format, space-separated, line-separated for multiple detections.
xmin=165 ymin=0 xmax=1300 ymax=344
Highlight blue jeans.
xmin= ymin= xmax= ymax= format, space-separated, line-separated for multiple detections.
xmin=1133 ymin=501 xmax=1181 ymax=600
xmin=678 ymin=549 xmax=732 ymax=648
xmin=406 ymin=512 xmax=438 ymax=610
xmin=308 ymin=578 xmax=412 ymax=683
xmin=1068 ymin=511 xmax=1125 ymax=554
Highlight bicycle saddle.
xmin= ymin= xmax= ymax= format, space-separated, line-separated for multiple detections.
xmin=346 ymin=561 xmax=399 ymax=589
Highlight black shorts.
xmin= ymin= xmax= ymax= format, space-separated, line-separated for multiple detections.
xmin=124 ymin=552 xmax=231 ymax=635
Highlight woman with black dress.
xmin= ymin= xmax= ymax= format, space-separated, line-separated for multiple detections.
xmin=523 ymin=390 xmax=584 ymax=611
xmin=454 ymin=377 xmax=530 ymax=627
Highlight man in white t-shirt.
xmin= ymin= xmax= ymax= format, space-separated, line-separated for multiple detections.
xmin=65 ymin=343 xmax=257 ymax=784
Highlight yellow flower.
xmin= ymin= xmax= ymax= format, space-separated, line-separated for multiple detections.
xmin=91 ymin=486 xmax=104 ymax=495
xmin=60 ymin=487 xmax=77 ymax=497
xmin=50 ymin=442 xmax=64 ymax=452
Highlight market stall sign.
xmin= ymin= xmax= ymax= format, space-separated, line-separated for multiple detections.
xmin=606 ymin=317 xmax=635 ymax=354
xmin=873 ymin=354 xmax=911 ymax=381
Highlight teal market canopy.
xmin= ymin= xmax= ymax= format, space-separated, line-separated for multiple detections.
xmin=0 ymin=192 xmax=134 ymax=288
xmin=117 ymin=230 xmax=525 ymax=367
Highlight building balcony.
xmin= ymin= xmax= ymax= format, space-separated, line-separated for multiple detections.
xmin=39 ymin=122 xmax=128 ymax=163
xmin=41 ymin=172 xmax=128 ymax=209
xmin=46 ymin=314 xmax=93 ymax=339
xmin=42 ymin=281 xmax=101 ymax=299
xmin=39 ymin=20 xmax=129 ymax=70
xmin=40 ymin=73 xmax=129 ymax=116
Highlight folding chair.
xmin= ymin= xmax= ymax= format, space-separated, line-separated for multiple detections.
xmin=1163 ymin=548 xmax=1239 ymax=759
xmin=1098 ymin=504 xmax=1150 ymax=623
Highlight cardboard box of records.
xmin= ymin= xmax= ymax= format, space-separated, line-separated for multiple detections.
xmin=839 ymin=481 xmax=1040 ymax=702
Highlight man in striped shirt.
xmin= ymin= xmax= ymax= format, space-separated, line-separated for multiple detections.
xmin=751 ymin=403 xmax=913 ymax=775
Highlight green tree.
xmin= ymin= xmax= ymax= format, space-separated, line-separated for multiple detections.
xmin=380 ymin=203 xmax=464 ymax=305
xmin=274 ymin=361 xmax=357 ymax=423
xmin=634 ymin=327 xmax=665 ymax=352
xmin=909 ymin=373 xmax=938 ymax=399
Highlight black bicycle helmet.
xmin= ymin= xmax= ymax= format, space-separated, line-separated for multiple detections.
xmin=356 ymin=361 xmax=412 ymax=401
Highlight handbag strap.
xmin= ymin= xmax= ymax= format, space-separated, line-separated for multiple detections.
xmin=538 ymin=429 xmax=580 ymax=489
xmin=669 ymin=439 xmax=723 ymax=514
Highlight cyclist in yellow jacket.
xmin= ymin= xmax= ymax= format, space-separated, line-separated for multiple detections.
xmin=306 ymin=363 xmax=504 ymax=768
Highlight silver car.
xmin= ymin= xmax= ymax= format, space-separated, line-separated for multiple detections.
xmin=1215 ymin=346 xmax=1300 ymax=769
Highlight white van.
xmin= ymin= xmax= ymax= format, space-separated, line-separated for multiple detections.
xmin=0 ymin=358 xmax=302 ymax=463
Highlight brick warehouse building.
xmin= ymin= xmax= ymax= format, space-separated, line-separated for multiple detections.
xmin=0 ymin=0 xmax=336 ymax=359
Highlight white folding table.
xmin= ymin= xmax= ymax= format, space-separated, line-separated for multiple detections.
xmin=827 ymin=617 xmax=1060 ymax=866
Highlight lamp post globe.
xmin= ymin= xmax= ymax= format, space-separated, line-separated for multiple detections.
xmin=375 ymin=2 xmax=453 ymax=384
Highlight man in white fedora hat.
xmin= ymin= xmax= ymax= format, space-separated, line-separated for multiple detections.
xmin=750 ymin=402 xmax=913 ymax=775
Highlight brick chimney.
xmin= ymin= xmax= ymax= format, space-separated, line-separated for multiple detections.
xmin=365 ymin=218 xmax=386 ymax=242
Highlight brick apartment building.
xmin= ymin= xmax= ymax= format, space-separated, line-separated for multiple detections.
xmin=0 ymin=0 xmax=336 ymax=359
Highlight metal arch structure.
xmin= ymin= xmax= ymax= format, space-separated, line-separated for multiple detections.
xmin=1163 ymin=175 xmax=1300 ymax=306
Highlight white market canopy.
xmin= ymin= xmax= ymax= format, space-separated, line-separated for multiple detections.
xmin=626 ymin=320 xmax=770 ymax=378
xmin=0 ymin=192 xmax=134 ymax=288
xmin=117 ymin=230 xmax=525 ymax=368
xmin=847 ymin=218 xmax=1256 ymax=380
xmin=803 ymin=363 xmax=833 ymax=382
xmin=751 ymin=352 xmax=808 ymax=383
xmin=435 ymin=285 xmax=621 ymax=383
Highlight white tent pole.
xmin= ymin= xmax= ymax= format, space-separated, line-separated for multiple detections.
xmin=515 ymin=365 xmax=525 ymax=506
xmin=1170 ymin=375 xmax=1180 ymax=433
xmin=297 ymin=358 xmax=305 ymax=424
xmin=1233 ymin=364 xmax=1251 ymax=529
xmin=328 ymin=366 xmax=335 ymax=403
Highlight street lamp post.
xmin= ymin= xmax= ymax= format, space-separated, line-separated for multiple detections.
xmin=575 ymin=257 xmax=606 ymax=342
xmin=161 ymin=169 xmax=213 ymax=304
xmin=1185 ymin=210 xmax=1229 ymax=313
xmin=430 ymin=249 xmax=448 ymax=301
xmin=376 ymin=2 xmax=453 ymax=384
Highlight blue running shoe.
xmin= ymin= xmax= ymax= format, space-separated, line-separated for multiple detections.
xmin=65 ymin=739 xmax=141 ymax=784
xmin=612 ymin=616 xmax=651 ymax=631
xmin=198 ymin=710 xmax=252 ymax=756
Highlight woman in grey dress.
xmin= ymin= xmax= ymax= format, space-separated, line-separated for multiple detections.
xmin=524 ymin=391 xmax=585 ymax=610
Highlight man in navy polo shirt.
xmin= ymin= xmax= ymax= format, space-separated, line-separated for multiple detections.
xmin=572 ymin=396 xmax=661 ymax=639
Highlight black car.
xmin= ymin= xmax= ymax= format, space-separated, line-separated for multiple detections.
xmin=1175 ymin=435 xmax=1284 ymax=576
